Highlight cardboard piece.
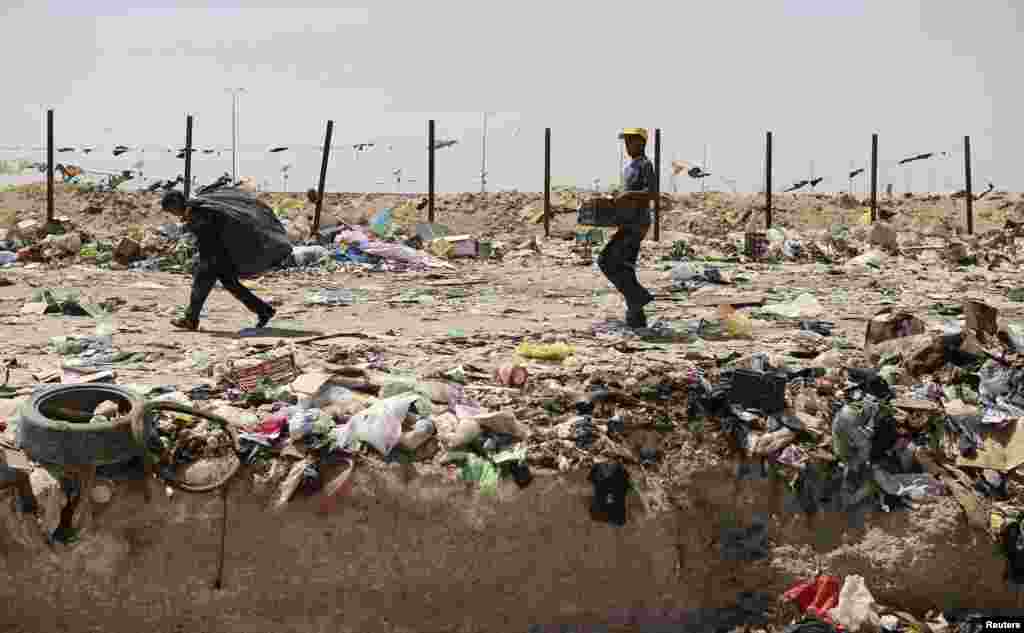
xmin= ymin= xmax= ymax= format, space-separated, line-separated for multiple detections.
xmin=957 ymin=420 xmax=1024 ymax=472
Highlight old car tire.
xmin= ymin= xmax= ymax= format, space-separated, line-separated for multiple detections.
xmin=17 ymin=384 xmax=147 ymax=466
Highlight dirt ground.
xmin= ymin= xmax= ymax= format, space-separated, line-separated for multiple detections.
xmin=3 ymin=186 xmax=1024 ymax=630
xmin=0 ymin=186 xmax=1021 ymax=396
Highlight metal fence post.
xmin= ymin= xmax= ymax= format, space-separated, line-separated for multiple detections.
xmin=312 ymin=120 xmax=334 ymax=237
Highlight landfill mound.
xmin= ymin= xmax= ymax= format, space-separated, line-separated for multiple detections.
xmin=2 ymin=185 xmax=1024 ymax=631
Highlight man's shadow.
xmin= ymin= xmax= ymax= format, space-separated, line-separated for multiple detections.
xmin=203 ymin=326 xmax=323 ymax=339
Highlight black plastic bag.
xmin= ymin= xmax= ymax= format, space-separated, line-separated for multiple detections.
xmin=782 ymin=618 xmax=839 ymax=633
xmin=189 ymin=188 xmax=292 ymax=277
xmin=589 ymin=462 xmax=629 ymax=526
xmin=1003 ymin=521 xmax=1024 ymax=585
xmin=846 ymin=367 xmax=892 ymax=400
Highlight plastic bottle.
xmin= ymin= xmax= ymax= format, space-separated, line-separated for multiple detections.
xmin=671 ymin=261 xmax=702 ymax=284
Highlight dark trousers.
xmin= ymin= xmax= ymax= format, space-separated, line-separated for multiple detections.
xmin=598 ymin=222 xmax=653 ymax=309
xmin=187 ymin=256 xmax=271 ymax=320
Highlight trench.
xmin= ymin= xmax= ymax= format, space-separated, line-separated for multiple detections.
xmin=0 ymin=459 xmax=1016 ymax=633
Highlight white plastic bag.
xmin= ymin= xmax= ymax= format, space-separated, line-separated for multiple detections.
xmin=291 ymin=245 xmax=328 ymax=266
xmin=670 ymin=261 xmax=702 ymax=284
xmin=348 ymin=393 xmax=420 ymax=455
xmin=762 ymin=293 xmax=824 ymax=318
xmin=828 ymin=575 xmax=880 ymax=632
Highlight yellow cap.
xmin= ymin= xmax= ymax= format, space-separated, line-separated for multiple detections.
xmin=618 ymin=128 xmax=648 ymax=141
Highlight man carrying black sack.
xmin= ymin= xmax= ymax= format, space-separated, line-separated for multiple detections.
xmin=161 ymin=189 xmax=290 ymax=331
xmin=599 ymin=128 xmax=656 ymax=329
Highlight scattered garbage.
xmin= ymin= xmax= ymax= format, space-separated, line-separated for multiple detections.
xmin=4 ymin=188 xmax=1024 ymax=618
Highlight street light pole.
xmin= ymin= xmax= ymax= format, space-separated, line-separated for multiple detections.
xmin=480 ymin=112 xmax=489 ymax=194
xmin=225 ymin=88 xmax=246 ymax=183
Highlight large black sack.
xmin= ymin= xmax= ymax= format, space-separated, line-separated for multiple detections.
xmin=189 ymin=188 xmax=292 ymax=277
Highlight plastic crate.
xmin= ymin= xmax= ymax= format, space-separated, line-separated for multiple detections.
xmin=727 ymin=368 xmax=787 ymax=413
xmin=230 ymin=353 xmax=298 ymax=393
xmin=578 ymin=196 xmax=649 ymax=227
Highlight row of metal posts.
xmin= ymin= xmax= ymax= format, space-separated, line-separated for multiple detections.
xmin=39 ymin=111 xmax=978 ymax=240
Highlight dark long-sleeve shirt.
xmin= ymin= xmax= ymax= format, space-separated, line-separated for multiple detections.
xmin=185 ymin=206 xmax=230 ymax=262
xmin=622 ymin=156 xmax=655 ymax=223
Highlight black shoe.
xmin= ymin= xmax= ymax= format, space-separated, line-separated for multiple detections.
xmin=171 ymin=316 xmax=199 ymax=331
xmin=255 ymin=307 xmax=275 ymax=329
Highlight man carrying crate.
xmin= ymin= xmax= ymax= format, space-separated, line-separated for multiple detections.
xmin=598 ymin=128 xmax=656 ymax=328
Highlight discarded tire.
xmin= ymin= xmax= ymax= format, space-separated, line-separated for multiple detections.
xmin=17 ymin=384 xmax=146 ymax=466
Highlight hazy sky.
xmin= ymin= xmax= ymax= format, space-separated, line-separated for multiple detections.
xmin=1 ymin=0 xmax=1019 ymax=192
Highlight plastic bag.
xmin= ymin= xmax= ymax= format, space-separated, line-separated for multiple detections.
xmin=762 ymin=293 xmax=824 ymax=319
xmin=288 ymin=408 xmax=335 ymax=448
xmin=516 ymin=342 xmax=574 ymax=361
xmin=1006 ymin=322 xmax=1024 ymax=353
xmin=828 ymin=575 xmax=879 ymax=632
xmin=846 ymin=250 xmax=885 ymax=270
xmin=670 ymin=261 xmax=703 ymax=284
xmin=369 ymin=208 xmax=393 ymax=237
xmin=291 ymin=245 xmax=328 ymax=267
xmin=719 ymin=304 xmax=753 ymax=338
xmin=379 ymin=377 xmax=434 ymax=417
xmin=348 ymin=393 xmax=420 ymax=455
xmin=302 ymin=383 xmax=360 ymax=414
xmin=832 ymin=404 xmax=873 ymax=468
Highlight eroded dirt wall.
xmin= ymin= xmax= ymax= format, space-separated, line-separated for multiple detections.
xmin=0 ymin=466 xmax=1015 ymax=633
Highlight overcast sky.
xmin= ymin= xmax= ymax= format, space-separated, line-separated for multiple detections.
xmin=0 ymin=0 xmax=1018 ymax=192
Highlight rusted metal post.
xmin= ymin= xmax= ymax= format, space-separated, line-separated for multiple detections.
xmin=543 ymin=127 xmax=551 ymax=237
xmin=653 ymin=128 xmax=661 ymax=242
xmin=870 ymin=133 xmax=878 ymax=222
xmin=428 ymin=119 xmax=435 ymax=223
xmin=765 ymin=131 xmax=773 ymax=229
xmin=183 ymin=115 xmax=193 ymax=200
xmin=964 ymin=135 xmax=973 ymax=235
xmin=46 ymin=109 xmax=54 ymax=224
xmin=312 ymin=120 xmax=334 ymax=238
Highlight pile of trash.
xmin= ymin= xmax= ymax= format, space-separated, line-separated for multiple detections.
xmin=279 ymin=200 xmax=501 ymax=274
xmin=0 ymin=191 xmax=505 ymax=274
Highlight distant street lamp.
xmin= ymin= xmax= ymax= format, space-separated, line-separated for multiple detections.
xmin=480 ymin=112 xmax=492 ymax=193
xmin=225 ymin=88 xmax=247 ymax=183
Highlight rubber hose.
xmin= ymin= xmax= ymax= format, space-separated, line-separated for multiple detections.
xmin=135 ymin=401 xmax=241 ymax=493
